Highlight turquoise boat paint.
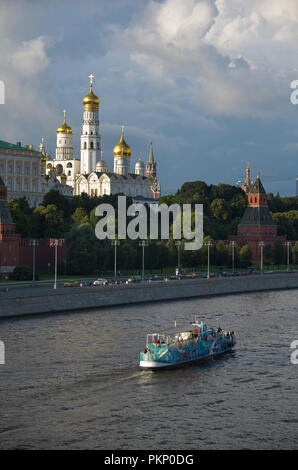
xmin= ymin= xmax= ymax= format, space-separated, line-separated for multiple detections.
xmin=139 ymin=317 xmax=236 ymax=370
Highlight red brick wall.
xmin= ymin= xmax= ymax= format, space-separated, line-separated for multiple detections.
xmin=19 ymin=239 xmax=67 ymax=273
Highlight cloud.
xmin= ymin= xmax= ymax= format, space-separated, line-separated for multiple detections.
xmin=10 ymin=36 xmax=51 ymax=78
xmin=115 ymin=0 xmax=298 ymax=118
xmin=0 ymin=0 xmax=297 ymax=195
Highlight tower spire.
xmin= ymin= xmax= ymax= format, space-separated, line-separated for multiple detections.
xmin=146 ymin=142 xmax=156 ymax=178
xmin=148 ymin=142 xmax=154 ymax=163
xmin=242 ymin=161 xmax=252 ymax=194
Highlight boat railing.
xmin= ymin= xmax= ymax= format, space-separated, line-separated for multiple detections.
xmin=146 ymin=332 xmax=203 ymax=347
xmin=146 ymin=334 xmax=173 ymax=345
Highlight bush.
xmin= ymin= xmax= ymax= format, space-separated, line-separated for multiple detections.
xmin=9 ymin=265 xmax=38 ymax=281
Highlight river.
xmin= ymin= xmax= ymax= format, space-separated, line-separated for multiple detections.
xmin=0 ymin=289 xmax=297 ymax=449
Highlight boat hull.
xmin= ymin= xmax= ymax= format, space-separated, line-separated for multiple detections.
xmin=140 ymin=345 xmax=235 ymax=371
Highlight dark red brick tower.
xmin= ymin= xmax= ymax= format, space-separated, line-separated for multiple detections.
xmin=0 ymin=175 xmax=21 ymax=275
xmin=230 ymin=173 xmax=286 ymax=263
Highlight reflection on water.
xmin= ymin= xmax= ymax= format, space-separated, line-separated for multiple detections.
xmin=0 ymin=289 xmax=298 ymax=449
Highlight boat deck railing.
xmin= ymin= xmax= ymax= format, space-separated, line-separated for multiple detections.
xmin=146 ymin=330 xmax=235 ymax=347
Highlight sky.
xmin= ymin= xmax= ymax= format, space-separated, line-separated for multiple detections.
xmin=0 ymin=0 xmax=298 ymax=196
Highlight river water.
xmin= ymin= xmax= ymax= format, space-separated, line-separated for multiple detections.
xmin=0 ymin=289 xmax=297 ymax=450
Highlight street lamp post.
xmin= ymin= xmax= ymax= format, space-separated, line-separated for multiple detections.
xmin=284 ymin=241 xmax=291 ymax=271
xmin=175 ymin=240 xmax=182 ymax=274
xmin=29 ymin=240 xmax=39 ymax=287
xmin=111 ymin=240 xmax=120 ymax=280
xmin=139 ymin=240 xmax=148 ymax=282
xmin=205 ymin=241 xmax=213 ymax=279
xmin=258 ymin=241 xmax=265 ymax=274
xmin=229 ymin=241 xmax=236 ymax=274
xmin=50 ymin=239 xmax=62 ymax=290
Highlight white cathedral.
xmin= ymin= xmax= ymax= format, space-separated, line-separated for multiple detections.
xmin=46 ymin=75 xmax=161 ymax=201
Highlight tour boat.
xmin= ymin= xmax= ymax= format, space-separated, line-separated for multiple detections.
xmin=139 ymin=316 xmax=236 ymax=370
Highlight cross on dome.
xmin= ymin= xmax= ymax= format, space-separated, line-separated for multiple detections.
xmin=89 ymin=74 xmax=95 ymax=85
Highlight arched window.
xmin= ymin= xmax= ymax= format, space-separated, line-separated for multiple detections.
xmin=90 ymin=142 xmax=94 ymax=149
xmin=84 ymin=142 xmax=87 ymax=149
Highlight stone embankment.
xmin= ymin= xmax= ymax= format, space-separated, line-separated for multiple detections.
xmin=0 ymin=273 xmax=297 ymax=319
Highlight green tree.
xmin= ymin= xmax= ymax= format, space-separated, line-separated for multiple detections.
xmin=292 ymin=242 xmax=298 ymax=265
xmin=271 ymin=240 xmax=284 ymax=265
xmin=263 ymin=244 xmax=273 ymax=265
xmin=215 ymin=241 xmax=230 ymax=266
xmin=31 ymin=204 xmax=65 ymax=238
xmin=71 ymin=207 xmax=89 ymax=225
xmin=239 ymin=245 xmax=251 ymax=267
xmin=210 ymin=198 xmax=230 ymax=222
xmin=66 ymin=222 xmax=99 ymax=274
xmin=42 ymin=190 xmax=70 ymax=218
xmin=8 ymin=197 xmax=33 ymax=237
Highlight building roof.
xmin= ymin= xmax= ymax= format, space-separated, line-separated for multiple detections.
xmin=80 ymin=171 xmax=150 ymax=182
xmin=239 ymin=205 xmax=276 ymax=227
xmin=0 ymin=140 xmax=40 ymax=154
xmin=249 ymin=175 xmax=266 ymax=195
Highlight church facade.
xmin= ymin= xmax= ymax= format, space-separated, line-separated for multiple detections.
xmin=46 ymin=76 xmax=161 ymax=201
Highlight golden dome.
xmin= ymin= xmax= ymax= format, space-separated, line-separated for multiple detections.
xmin=83 ymin=75 xmax=100 ymax=112
xmin=57 ymin=110 xmax=72 ymax=134
xmin=83 ymin=85 xmax=100 ymax=106
xmin=113 ymin=127 xmax=132 ymax=158
xmin=61 ymin=173 xmax=67 ymax=180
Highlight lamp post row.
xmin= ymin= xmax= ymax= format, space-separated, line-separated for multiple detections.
xmin=29 ymin=238 xmax=293 ymax=288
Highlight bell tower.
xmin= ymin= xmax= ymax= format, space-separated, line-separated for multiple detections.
xmin=80 ymin=74 xmax=101 ymax=174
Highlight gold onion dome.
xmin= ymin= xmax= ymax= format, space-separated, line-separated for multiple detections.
xmin=113 ymin=127 xmax=132 ymax=158
xmin=61 ymin=173 xmax=67 ymax=180
xmin=57 ymin=110 xmax=72 ymax=134
xmin=83 ymin=76 xmax=100 ymax=111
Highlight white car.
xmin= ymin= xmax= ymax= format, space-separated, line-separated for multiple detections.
xmin=93 ymin=278 xmax=108 ymax=286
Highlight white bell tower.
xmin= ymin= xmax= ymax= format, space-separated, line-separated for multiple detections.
xmin=80 ymin=74 xmax=101 ymax=174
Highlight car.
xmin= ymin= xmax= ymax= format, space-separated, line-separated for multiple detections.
xmin=126 ymin=276 xmax=141 ymax=283
xmin=64 ymin=280 xmax=79 ymax=287
xmin=93 ymin=278 xmax=108 ymax=286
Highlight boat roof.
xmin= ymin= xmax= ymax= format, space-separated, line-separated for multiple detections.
xmin=148 ymin=320 xmax=209 ymax=337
